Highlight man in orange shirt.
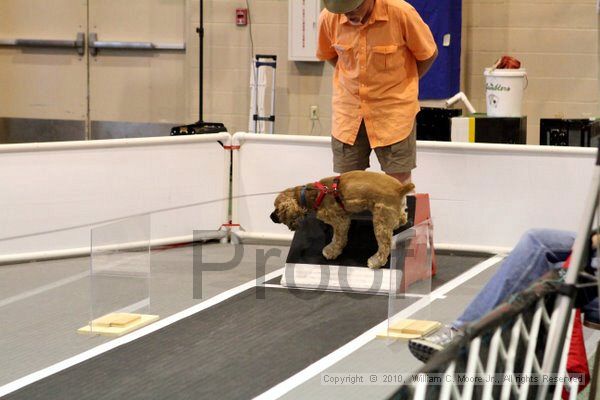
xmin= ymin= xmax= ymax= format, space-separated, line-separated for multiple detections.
xmin=317 ymin=0 xmax=438 ymax=184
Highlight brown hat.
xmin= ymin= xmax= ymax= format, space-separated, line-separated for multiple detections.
xmin=323 ymin=0 xmax=365 ymax=14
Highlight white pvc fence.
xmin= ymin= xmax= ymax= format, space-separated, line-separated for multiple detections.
xmin=397 ymin=294 xmax=579 ymax=400
xmin=0 ymin=134 xmax=230 ymax=263
xmin=231 ymin=132 xmax=595 ymax=252
xmin=2 ymin=131 xmax=595 ymax=260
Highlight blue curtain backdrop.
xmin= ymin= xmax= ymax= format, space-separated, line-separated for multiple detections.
xmin=407 ymin=0 xmax=462 ymax=100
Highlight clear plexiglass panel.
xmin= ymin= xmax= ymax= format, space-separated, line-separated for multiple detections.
xmin=387 ymin=219 xmax=434 ymax=340
xmin=86 ymin=214 xmax=152 ymax=334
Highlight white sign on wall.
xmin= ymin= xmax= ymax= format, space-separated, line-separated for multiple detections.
xmin=288 ymin=0 xmax=321 ymax=61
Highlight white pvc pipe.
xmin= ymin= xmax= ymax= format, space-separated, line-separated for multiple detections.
xmin=434 ymin=243 xmax=511 ymax=255
xmin=232 ymin=231 xmax=294 ymax=244
xmin=417 ymin=140 xmax=595 ymax=156
xmin=446 ymin=91 xmax=477 ymax=114
xmin=233 ymin=131 xmax=328 ymax=146
xmin=233 ymin=131 xmax=596 ymax=157
xmin=0 ymin=132 xmax=231 ymax=154
xmin=0 ymin=233 xmax=226 ymax=265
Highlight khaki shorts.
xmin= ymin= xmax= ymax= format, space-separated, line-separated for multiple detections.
xmin=332 ymin=120 xmax=416 ymax=174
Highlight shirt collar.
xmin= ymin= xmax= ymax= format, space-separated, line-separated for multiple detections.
xmin=340 ymin=0 xmax=389 ymax=25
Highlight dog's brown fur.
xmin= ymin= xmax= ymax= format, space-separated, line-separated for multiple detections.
xmin=271 ymin=171 xmax=415 ymax=269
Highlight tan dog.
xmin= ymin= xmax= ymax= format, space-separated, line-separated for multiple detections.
xmin=270 ymin=170 xmax=414 ymax=269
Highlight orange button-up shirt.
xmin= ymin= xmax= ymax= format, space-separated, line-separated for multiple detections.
xmin=316 ymin=0 xmax=436 ymax=148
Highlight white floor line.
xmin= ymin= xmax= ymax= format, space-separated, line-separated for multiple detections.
xmin=262 ymin=283 xmax=446 ymax=299
xmin=0 ymin=271 xmax=89 ymax=309
xmin=0 ymin=267 xmax=285 ymax=398
xmin=254 ymin=254 xmax=505 ymax=400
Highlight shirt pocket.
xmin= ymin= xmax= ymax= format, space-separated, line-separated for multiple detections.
xmin=371 ymin=44 xmax=401 ymax=71
xmin=333 ymin=43 xmax=355 ymax=70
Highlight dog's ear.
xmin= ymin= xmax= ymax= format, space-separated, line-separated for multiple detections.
xmin=279 ymin=196 xmax=305 ymax=224
xmin=396 ymin=182 xmax=415 ymax=197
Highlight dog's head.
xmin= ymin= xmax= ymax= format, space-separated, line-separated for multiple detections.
xmin=270 ymin=189 xmax=308 ymax=231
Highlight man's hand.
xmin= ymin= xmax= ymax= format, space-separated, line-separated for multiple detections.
xmin=416 ymin=48 xmax=438 ymax=78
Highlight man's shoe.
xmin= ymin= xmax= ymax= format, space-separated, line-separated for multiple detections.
xmin=408 ymin=325 xmax=462 ymax=363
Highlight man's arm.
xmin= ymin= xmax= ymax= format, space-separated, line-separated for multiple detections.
xmin=416 ymin=48 xmax=438 ymax=78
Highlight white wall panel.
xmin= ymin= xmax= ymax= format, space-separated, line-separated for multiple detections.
xmin=232 ymin=132 xmax=596 ymax=250
xmin=412 ymin=144 xmax=595 ymax=249
xmin=0 ymin=134 xmax=230 ymax=261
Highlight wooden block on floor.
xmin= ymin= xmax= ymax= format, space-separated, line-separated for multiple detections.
xmin=77 ymin=313 xmax=159 ymax=337
xmin=376 ymin=319 xmax=441 ymax=340
xmin=94 ymin=313 xmax=141 ymax=327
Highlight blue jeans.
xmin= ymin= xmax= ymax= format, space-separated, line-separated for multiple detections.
xmin=453 ymin=229 xmax=576 ymax=329
xmin=583 ymin=298 xmax=599 ymax=323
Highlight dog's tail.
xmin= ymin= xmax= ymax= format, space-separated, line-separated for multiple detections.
xmin=396 ymin=182 xmax=415 ymax=197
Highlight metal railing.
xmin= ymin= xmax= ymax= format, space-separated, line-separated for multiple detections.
xmin=392 ymin=143 xmax=599 ymax=400
xmin=391 ymin=275 xmax=580 ymax=400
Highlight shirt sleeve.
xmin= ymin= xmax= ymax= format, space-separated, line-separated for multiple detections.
xmin=401 ymin=4 xmax=437 ymax=61
xmin=316 ymin=10 xmax=337 ymax=61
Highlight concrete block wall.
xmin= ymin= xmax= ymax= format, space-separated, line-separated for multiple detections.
xmin=187 ymin=0 xmax=332 ymax=136
xmin=189 ymin=0 xmax=599 ymax=144
xmin=464 ymin=0 xmax=599 ymax=144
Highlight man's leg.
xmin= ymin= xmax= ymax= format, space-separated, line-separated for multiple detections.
xmin=583 ymin=298 xmax=600 ymax=328
xmin=452 ymin=228 xmax=575 ymax=329
xmin=387 ymin=171 xmax=412 ymax=185
xmin=331 ymin=120 xmax=371 ymax=173
xmin=408 ymin=228 xmax=575 ymax=363
xmin=375 ymin=122 xmax=416 ymax=187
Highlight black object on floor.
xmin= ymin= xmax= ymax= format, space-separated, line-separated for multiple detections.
xmin=171 ymin=0 xmax=226 ymax=135
xmin=285 ymin=196 xmax=416 ymax=269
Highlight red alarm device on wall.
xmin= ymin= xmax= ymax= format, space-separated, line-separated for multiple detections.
xmin=236 ymin=8 xmax=248 ymax=26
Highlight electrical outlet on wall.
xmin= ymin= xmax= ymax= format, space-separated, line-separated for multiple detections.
xmin=310 ymin=105 xmax=319 ymax=120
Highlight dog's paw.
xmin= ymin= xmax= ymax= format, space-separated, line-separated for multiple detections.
xmin=322 ymin=244 xmax=342 ymax=260
xmin=367 ymin=255 xmax=387 ymax=269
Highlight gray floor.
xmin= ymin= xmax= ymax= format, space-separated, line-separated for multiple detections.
xmin=279 ymin=264 xmax=600 ymax=400
xmin=0 ymin=243 xmax=288 ymax=387
xmin=2 ymin=246 xmax=596 ymax=400
xmin=0 ymin=246 xmax=491 ymax=399
xmin=279 ymin=262 xmax=502 ymax=400
xmin=2 ymin=288 xmax=397 ymax=400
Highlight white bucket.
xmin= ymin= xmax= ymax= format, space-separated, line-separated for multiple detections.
xmin=484 ymin=68 xmax=527 ymax=117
